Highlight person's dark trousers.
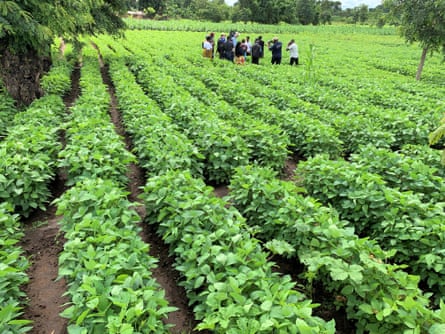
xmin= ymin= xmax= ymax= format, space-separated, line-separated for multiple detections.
xmin=252 ymin=57 xmax=259 ymax=64
xmin=271 ymin=57 xmax=281 ymax=65
xmin=290 ymin=57 xmax=299 ymax=65
xmin=226 ymin=54 xmax=234 ymax=62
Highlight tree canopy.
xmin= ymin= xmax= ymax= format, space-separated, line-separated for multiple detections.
xmin=1 ymin=0 xmax=127 ymax=53
xmin=384 ymin=0 xmax=445 ymax=80
xmin=0 ymin=0 xmax=127 ymax=105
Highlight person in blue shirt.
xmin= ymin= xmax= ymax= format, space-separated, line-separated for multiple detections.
xmin=268 ymin=37 xmax=282 ymax=65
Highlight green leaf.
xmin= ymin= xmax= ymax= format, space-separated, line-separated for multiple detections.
xmin=260 ymin=300 xmax=273 ymax=311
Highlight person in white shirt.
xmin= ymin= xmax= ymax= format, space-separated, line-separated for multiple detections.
xmin=245 ymin=36 xmax=252 ymax=56
xmin=286 ymin=39 xmax=299 ymax=65
xmin=202 ymin=36 xmax=213 ymax=58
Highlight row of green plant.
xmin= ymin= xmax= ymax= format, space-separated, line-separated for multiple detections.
xmin=157 ymin=57 xmax=290 ymax=171
xmin=0 ymin=54 xmax=75 ymax=215
xmin=232 ymin=65 xmax=429 ymax=153
xmin=57 ymin=48 xmax=136 ymax=187
xmin=400 ymin=144 xmax=445 ymax=178
xmin=0 ymin=203 xmax=32 ymax=334
xmin=0 ymin=92 xmax=17 ymax=139
xmin=96 ymin=42 xmax=337 ymax=332
xmin=54 ymin=46 xmax=177 ymax=333
xmin=40 ymin=58 xmax=73 ymax=96
xmin=0 ymin=53 xmax=74 ymax=332
xmin=297 ymin=154 xmax=445 ymax=302
xmin=129 ymin=54 xmax=290 ymax=173
xmin=55 ymin=179 xmax=177 ymax=334
xmin=123 ymin=35 xmax=343 ymax=159
xmin=128 ymin=56 xmax=290 ymax=183
xmin=94 ymin=41 xmax=205 ymax=178
xmin=130 ymin=57 xmax=250 ymax=184
xmin=208 ymin=60 xmax=398 ymax=155
xmin=0 ymin=94 xmax=65 ymax=216
xmin=141 ymin=170 xmax=335 ymax=333
xmin=349 ymin=145 xmax=445 ymax=203
xmin=124 ymin=18 xmax=398 ymax=36
xmin=227 ymin=164 xmax=445 ymax=333
xmin=290 ymin=85 xmax=433 ymax=151
xmin=133 ymin=59 xmax=250 ymax=183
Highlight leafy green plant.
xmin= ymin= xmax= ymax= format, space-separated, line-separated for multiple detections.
xmin=54 ymin=178 xmax=176 ymax=333
xmin=141 ymin=170 xmax=335 ymax=333
xmin=429 ymin=113 xmax=445 ymax=165
xmin=40 ymin=59 xmax=73 ymax=96
xmin=0 ymin=95 xmax=64 ymax=216
xmin=131 ymin=58 xmax=251 ymax=184
xmin=297 ymin=154 xmax=445 ymax=301
xmin=0 ymin=203 xmax=32 ymax=334
xmin=0 ymin=92 xmax=17 ymax=138
xmin=350 ymin=145 xmax=445 ymax=202
xmin=58 ymin=54 xmax=136 ymax=187
xmin=228 ymin=165 xmax=445 ymax=333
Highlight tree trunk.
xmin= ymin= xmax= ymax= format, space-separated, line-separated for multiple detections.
xmin=0 ymin=48 xmax=51 ymax=106
xmin=416 ymin=47 xmax=428 ymax=81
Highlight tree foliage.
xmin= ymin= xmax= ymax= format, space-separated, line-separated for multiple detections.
xmin=296 ymin=0 xmax=317 ymax=25
xmin=384 ymin=0 xmax=445 ymax=80
xmin=0 ymin=0 xmax=127 ymax=54
xmin=0 ymin=0 xmax=128 ymax=104
xmin=236 ymin=0 xmax=298 ymax=24
xmin=318 ymin=0 xmax=342 ymax=24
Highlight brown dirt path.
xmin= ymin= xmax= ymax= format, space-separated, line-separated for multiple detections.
xmin=20 ymin=64 xmax=80 ymax=334
xmin=21 ymin=205 xmax=68 ymax=334
xmin=98 ymin=53 xmax=200 ymax=333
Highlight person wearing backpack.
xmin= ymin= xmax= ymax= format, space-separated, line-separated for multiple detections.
xmin=251 ymin=39 xmax=262 ymax=65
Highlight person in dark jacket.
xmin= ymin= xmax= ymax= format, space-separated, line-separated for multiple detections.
xmin=224 ymin=37 xmax=234 ymax=62
xmin=216 ymin=33 xmax=226 ymax=59
xmin=257 ymin=36 xmax=265 ymax=58
xmin=268 ymin=36 xmax=282 ymax=65
xmin=251 ymin=40 xmax=262 ymax=65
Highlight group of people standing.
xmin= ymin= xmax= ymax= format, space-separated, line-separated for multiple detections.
xmin=202 ymin=31 xmax=299 ymax=66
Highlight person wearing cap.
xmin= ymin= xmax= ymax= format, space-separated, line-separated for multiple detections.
xmin=268 ymin=36 xmax=283 ymax=65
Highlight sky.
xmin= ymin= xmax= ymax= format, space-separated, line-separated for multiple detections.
xmin=224 ymin=0 xmax=382 ymax=9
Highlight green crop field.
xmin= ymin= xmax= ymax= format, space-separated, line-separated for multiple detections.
xmin=1 ymin=20 xmax=445 ymax=333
